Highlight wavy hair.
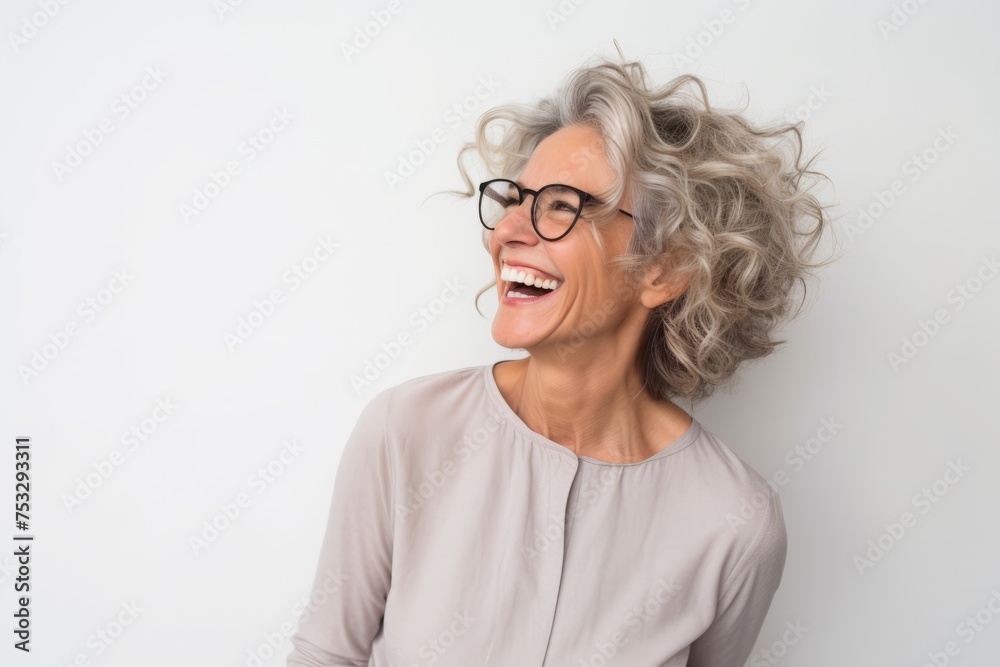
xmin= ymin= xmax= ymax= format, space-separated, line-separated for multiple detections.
xmin=444 ymin=49 xmax=843 ymax=404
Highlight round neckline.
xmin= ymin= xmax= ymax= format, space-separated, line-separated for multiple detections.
xmin=483 ymin=361 xmax=701 ymax=466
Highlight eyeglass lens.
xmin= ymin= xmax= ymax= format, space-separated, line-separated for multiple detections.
xmin=480 ymin=180 xmax=583 ymax=240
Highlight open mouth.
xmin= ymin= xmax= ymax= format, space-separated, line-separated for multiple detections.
xmin=505 ymin=281 xmax=558 ymax=299
xmin=501 ymin=262 xmax=561 ymax=300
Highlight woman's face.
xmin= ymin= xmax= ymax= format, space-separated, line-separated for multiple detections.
xmin=488 ymin=124 xmax=643 ymax=356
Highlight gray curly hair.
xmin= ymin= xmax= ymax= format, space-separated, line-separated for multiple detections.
xmin=446 ymin=51 xmax=842 ymax=404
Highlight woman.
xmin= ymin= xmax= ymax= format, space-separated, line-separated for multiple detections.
xmin=288 ymin=52 xmax=836 ymax=667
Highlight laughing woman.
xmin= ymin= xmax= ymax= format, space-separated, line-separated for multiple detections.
xmin=288 ymin=51 xmax=837 ymax=667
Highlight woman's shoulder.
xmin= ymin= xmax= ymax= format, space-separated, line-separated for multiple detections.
xmin=681 ymin=421 xmax=788 ymax=566
xmin=684 ymin=421 xmax=781 ymax=498
xmin=359 ymin=363 xmax=490 ymax=430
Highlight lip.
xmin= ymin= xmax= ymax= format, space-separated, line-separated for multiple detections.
xmin=498 ymin=260 xmax=562 ymax=306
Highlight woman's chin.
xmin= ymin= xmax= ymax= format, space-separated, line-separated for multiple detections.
xmin=491 ymin=321 xmax=542 ymax=351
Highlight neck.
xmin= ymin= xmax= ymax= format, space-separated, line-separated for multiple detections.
xmin=496 ymin=348 xmax=683 ymax=464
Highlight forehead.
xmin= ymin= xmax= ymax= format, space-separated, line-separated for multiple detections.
xmin=518 ymin=125 xmax=614 ymax=192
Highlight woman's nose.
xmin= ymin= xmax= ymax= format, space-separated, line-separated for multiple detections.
xmin=494 ymin=198 xmax=537 ymax=242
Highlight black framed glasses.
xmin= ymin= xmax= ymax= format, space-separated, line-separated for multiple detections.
xmin=478 ymin=178 xmax=634 ymax=242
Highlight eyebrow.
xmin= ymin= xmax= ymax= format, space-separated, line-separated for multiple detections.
xmin=512 ymin=179 xmax=606 ymax=206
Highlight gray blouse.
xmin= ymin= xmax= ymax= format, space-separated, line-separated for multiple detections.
xmin=287 ymin=362 xmax=787 ymax=667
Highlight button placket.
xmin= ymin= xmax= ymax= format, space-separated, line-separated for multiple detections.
xmin=533 ymin=456 xmax=580 ymax=666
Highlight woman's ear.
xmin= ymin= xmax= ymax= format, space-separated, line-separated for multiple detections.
xmin=639 ymin=258 xmax=693 ymax=309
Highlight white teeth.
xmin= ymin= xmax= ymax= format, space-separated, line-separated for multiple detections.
xmin=501 ymin=263 xmax=561 ymax=290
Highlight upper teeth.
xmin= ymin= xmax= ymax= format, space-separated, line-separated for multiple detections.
xmin=501 ymin=263 xmax=560 ymax=290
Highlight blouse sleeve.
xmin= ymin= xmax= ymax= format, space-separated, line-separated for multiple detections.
xmin=686 ymin=485 xmax=788 ymax=667
xmin=286 ymin=389 xmax=395 ymax=667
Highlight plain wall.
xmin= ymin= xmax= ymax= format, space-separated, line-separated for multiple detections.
xmin=2 ymin=0 xmax=998 ymax=665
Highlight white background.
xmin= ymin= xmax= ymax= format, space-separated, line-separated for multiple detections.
xmin=2 ymin=0 xmax=999 ymax=665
